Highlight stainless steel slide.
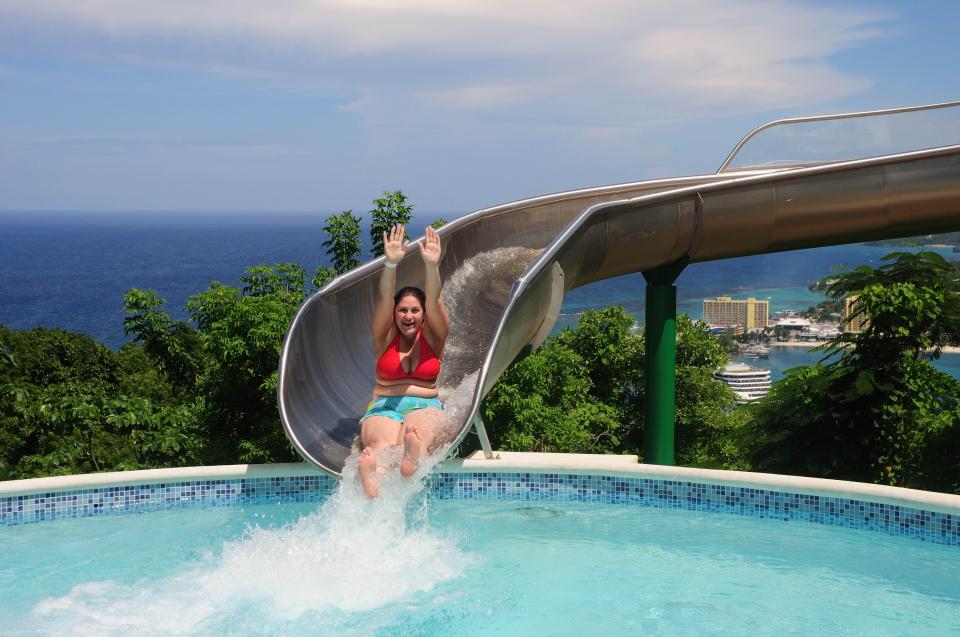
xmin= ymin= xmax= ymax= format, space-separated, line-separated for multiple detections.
xmin=279 ymin=102 xmax=960 ymax=477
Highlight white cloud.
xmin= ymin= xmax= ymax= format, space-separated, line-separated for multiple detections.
xmin=623 ymin=2 xmax=885 ymax=107
xmin=0 ymin=0 xmax=891 ymax=136
xmin=420 ymin=82 xmax=538 ymax=110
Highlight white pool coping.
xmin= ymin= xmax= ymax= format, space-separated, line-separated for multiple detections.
xmin=2 ymin=452 xmax=959 ymax=516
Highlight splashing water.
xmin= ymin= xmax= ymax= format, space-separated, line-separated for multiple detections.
xmin=29 ymin=471 xmax=474 ymax=636
xmin=439 ymin=246 xmax=542 ymax=392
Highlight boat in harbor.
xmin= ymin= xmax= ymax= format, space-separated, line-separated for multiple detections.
xmin=715 ymin=362 xmax=772 ymax=403
xmin=742 ymin=344 xmax=770 ymax=359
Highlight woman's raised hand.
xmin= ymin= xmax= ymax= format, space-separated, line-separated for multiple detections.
xmin=420 ymin=226 xmax=442 ymax=265
xmin=383 ymin=224 xmax=407 ymax=265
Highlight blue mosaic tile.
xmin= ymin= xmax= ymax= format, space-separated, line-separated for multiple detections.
xmin=2 ymin=469 xmax=959 ymax=547
xmin=425 ymin=472 xmax=960 ymax=546
xmin=0 ymin=474 xmax=337 ymax=526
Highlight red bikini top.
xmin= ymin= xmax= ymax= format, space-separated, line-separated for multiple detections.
xmin=376 ymin=329 xmax=441 ymax=383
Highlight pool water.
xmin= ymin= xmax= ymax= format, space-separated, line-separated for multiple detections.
xmin=2 ymin=470 xmax=958 ymax=637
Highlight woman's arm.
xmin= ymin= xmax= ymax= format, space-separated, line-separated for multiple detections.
xmin=419 ymin=225 xmax=450 ymax=354
xmin=371 ymin=225 xmax=406 ymax=352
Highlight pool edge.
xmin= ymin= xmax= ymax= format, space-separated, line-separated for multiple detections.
xmin=2 ymin=454 xmax=959 ymax=515
xmin=1 ymin=454 xmax=958 ymax=544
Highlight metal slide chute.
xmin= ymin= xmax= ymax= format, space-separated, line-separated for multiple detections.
xmin=279 ymin=102 xmax=960 ymax=477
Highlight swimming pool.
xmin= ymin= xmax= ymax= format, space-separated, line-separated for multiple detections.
xmin=2 ymin=454 xmax=959 ymax=636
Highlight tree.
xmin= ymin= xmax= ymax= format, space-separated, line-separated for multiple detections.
xmin=740 ymin=252 xmax=960 ymax=493
xmin=0 ymin=325 xmax=198 ymax=479
xmin=369 ymin=191 xmax=414 ymax=257
xmin=484 ymin=337 xmax=625 ymax=454
xmin=123 ymin=263 xmax=307 ymax=466
xmin=484 ymin=307 xmax=740 ymax=463
xmin=430 ymin=218 xmax=448 ymax=229
xmin=312 ymin=266 xmax=336 ymax=290
xmin=322 ymin=210 xmax=363 ymax=274
xmin=183 ymin=264 xmax=305 ymax=464
xmin=123 ymin=289 xmax=200 ymax=393
xmin=672 ymin=315 xmax=743 ymax=467
xmin=823 ymin=251 xmax=960 ymax=355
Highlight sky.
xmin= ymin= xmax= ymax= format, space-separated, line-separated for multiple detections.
xmin=0 ymin=0 xmax=957 ymax=216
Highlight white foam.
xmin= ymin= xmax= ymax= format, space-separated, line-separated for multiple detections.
xmin=29 ymin=443 xmax=477 ymax=635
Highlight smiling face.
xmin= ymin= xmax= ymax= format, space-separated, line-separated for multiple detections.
xmin=394 ymin=293 xmax=424 ymax=339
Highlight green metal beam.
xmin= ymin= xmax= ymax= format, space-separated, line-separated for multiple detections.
xmin=642 ymin=260 xmax=687 ymax=465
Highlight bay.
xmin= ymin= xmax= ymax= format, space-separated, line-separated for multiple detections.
xmin=731 ymin=346 xmax=960 ymax=382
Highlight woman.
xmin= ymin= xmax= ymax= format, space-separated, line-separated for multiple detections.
xmin=358 ymin=224 xmax=450 ymax=498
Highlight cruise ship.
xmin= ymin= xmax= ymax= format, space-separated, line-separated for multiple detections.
xmin=715 ymin=362 xmax=772 ymax=403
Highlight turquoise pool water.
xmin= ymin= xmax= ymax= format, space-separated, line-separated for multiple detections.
xmin=2 ymin=481 xmax=958 ymax=636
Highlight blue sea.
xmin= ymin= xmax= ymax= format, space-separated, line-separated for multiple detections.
xmin=2 ymin=210 xmax=958 ymax=378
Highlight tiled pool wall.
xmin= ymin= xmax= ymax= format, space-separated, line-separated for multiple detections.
xmin=0 ymin=474 xmax=337 ymax=526
xmin=2 ymin=469 xmax=958 ymax=546
xmin=429 ymin=472 xmax=960 ymax=546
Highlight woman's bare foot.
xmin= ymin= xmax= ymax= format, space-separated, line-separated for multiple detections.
xmin=400 ymin=426 xmax=422 ymax=477
xmin=359 ymin=448 xmax=380 ymax=498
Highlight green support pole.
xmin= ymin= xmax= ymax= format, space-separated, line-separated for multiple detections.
xmin=642 ymin=261 xmax=686 ymax=465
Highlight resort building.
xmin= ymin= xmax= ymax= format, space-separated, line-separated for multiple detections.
xmin=715 ymin=363 xmax=772 ymax=404
xmin=703 ymin=296 xmax=769 ymax=331
xmin=842 ymin=295 xmax=869 ymax=333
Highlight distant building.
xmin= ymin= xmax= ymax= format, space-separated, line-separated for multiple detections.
xmin=708 ymin=324 xmax=744 ymax=337
xmin=842 ymin=296 xmax=869 ymax=333
xmin=703 ymin=296 xmax=769 ymax=331
xmin=772 ymin=317 xmax=811 ymax=341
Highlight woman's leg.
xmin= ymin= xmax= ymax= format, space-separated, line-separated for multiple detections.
xmin=359 ymin=415 xmax=402 ymax=497
xmin=400 ymin=407 xmax=444 ymax=477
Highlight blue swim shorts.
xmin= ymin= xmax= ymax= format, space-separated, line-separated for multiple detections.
xmin=360 ymin=395 xmax=443 ymax=424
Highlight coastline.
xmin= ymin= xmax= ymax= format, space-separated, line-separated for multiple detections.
xmin=769 ymin=341 xmax=960 ymax=355
xmin=770 ymin=341 xmax=822 ymax=349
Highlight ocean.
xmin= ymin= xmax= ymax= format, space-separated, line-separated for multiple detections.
xmin=2 ymin=210 xmax=958 ymax=377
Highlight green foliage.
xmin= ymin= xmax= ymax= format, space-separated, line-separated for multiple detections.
xmin=0 ymin=325 xmax=117 ymax=393
xmin=484 ymin=307 xmax=739 ymax=462
xmin=239 ymin=263 xmax=306 ymax=302
xmin=741 ymin=252 xmax=960 ymax=493
xmin=123 ymin=289 xmax=200 ymax=392
xmin=369 ymin=191 xmax=414 ymax=257
xmin=823 ymin=251 xmax=960 ymax=355
xmin=182 ymin=264 xmax=304 ymax=464
xmin=430 ymin=218 xmax=448 ymax=229
xmin=11 ymin=393 xmax=201 ymax=476
xmin=673 ymin=316 xmax=742 ymax=467
xmin=322 ymin=210 xmax=363 ymax=274
xmin=800 ymin=299 xmax=841 ymax=322
xmin=485 ymin=340 xmax=623 ymax=453
xmin=312 ymin=266 xmax=336 ymax=290
xmin=0 ymin=325 xmax=198 ymax=479
xmin=1 ymin=259 xmax=309 ymax=478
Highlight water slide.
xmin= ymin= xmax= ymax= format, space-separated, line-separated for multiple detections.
xmin=279 ymin=101 xmax=960 ymax=477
